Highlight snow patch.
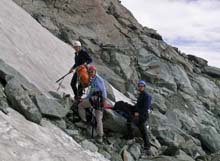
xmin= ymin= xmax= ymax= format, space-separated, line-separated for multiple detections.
xmin=110 ymin=84 xmax=134 ymax=105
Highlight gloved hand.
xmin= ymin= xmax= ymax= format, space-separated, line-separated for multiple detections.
xmin=69 ymin=68 xmax=74 ymax=73
xmin=133 ymin=112 xmax=139 ymax=120
xmin=134 ymin=112 xmax=139 ymax=117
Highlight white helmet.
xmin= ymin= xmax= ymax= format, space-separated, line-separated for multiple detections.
xmin=72 ymin=41 xmax=81 ymax=47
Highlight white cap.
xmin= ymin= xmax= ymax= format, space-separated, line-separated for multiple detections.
xmin=72 ymin=41 xmax=81 ymax=47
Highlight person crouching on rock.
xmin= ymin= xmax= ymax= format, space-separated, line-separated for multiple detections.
xmin=69 ymin=41 xmax=92 ymax=100
xmin=127 ymin=80 xmax=153 ymax=157
xmin=78 ymin=65 xmax=107 ymax=143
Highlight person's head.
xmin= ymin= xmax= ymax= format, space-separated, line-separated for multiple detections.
xmin=72 ymin=41 xmax=81 ymax=52
xmin=137 ymin=80 xmax=146 ymax=92
xmin=88 ymin=65 xmax=96 ymax=78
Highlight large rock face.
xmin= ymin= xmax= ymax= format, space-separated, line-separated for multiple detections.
xmin=11 ymin=0 xmax=217 ymax=97
xmin=0 ymin=0 xmax=73 ymax=96
xmin=7 ymin=0 xmax=220 ymax=108
xmin=1 ymin=0 xmax=220 ymax=160
xmin=0 ymin=108 xmax=108 ymax=161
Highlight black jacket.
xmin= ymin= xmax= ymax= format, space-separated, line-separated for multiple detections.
xmin=135 ymin=91 xmax=150 ymax=118
xmin=72 ymin=49 xmax=92 ymax=69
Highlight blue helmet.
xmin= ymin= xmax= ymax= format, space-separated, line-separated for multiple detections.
xmin=138 ymin=80 xmax=146 ymax=86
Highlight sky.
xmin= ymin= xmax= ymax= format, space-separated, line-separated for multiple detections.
xmin=122 ymin=0 xmax=220 ymax=68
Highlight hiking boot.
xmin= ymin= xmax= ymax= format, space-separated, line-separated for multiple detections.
xmin=96 ymin=136 xmax=103 ymax=143
xmin=141 ymin=148 xmax=154 ymax=158
xmin=145 ymin=149 xmax=153 ymax=156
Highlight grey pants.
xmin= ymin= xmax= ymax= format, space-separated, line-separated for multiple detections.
xmin=78 ymin=99 xmax=104 ymax=137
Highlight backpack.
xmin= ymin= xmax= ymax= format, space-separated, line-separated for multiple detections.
xmin=76 ymin=65 xmax=89 ymax=87
xmin=113 ymin=101 xmax=134 ymax=119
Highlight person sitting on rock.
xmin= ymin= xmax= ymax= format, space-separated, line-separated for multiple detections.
xmin=78 ymin=65 xmax=107 ymax=143
xmin=69 ymin=40 xmax=92 ymax=100
xmin=127 ymin=80 xmax=153 ymax=156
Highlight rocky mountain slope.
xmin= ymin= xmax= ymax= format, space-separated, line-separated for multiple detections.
xmin=1 ymin=0 xmax=220 ymax=161
xmin=12 ymin=0 xmax=220 ymax=93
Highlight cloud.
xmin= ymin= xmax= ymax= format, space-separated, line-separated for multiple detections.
xmin=122 ymin=0 xmax=220 ymax=68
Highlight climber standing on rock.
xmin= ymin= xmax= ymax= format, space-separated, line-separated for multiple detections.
xmin=127 ymin=80 xmax=153 ymax=157
xmin=69 ymin=41 xmax=92 ymax=100
xmin=78 ymin=65 xmax=107 ymax=143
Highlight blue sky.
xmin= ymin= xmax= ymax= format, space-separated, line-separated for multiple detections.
xmin=122 ymin=0 xmax=220 ymax=68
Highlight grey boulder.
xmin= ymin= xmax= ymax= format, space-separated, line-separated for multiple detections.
xmin=200 ymin=126 xmax=220 ymax=153
xmin=103 ymin=109 xmax=127 ymax=134
xmin=128 ymin=143 xmax=141 ymax=160
xmin=4 ymin=78 xmax=42 ymax=124
xmin=34 ymin=95 xmax=69 ymax=119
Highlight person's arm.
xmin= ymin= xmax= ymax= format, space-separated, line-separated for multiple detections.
xmin=98 ymin=78 xmax=107 ymax=99
xmin=96 ymin=77 xmax=107 ymax=106
xmin=69 ymin=62 xmax=78 ymax=73
xmin=72 ymin=61 xmax=78 ymax=70
xmin=72 ymin=64 xmax=76 ymax=70
xmin=83 ymin=51 xmax=92 ymax=65
xmin=101 ymin=80 xmax=107 ymax=106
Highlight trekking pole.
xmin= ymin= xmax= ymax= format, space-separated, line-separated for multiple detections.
xmin=56 ymin=71 xmax=72 ymax=83
xmin=91 ymin=108 xmax=95 ymax=138
xmin=91 ymin=122 xmax=94 ymax=138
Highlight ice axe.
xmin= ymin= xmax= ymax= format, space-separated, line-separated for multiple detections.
xmin=56 ymin=71 xmax=72 ymax=83
xmin=56 ymin=71 xmax=72 ymax=91
xmin=56 ymin=78 xmax=65 ymax=91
